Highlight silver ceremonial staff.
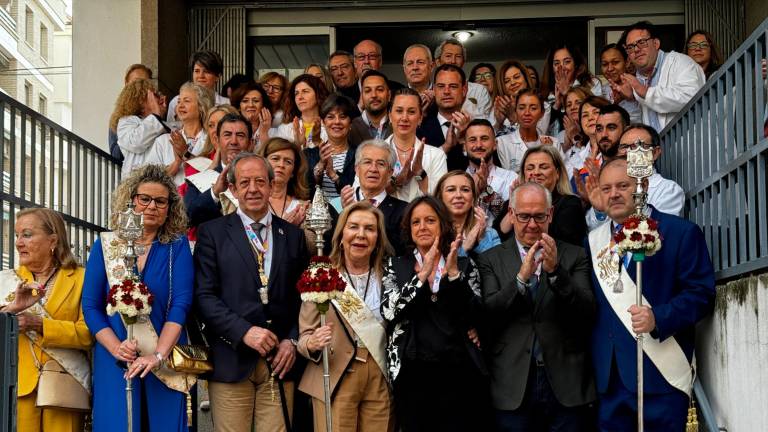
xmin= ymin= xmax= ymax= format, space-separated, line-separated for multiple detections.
xmin=626 ymin=142 xmax=654 ymax=432
xmin=305 ymin=186 xmax=333 ymax=432
xmin=116 ymin=201 xmax=145 ymax=432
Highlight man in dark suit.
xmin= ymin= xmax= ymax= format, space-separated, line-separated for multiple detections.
xmin=588 ymin=158 xmax=715 ymax=431
xmin=194 ymin=151 xmax=310 ymax=432
xmin=339 ymin=139 xmax=407 ymax=255
xmin=184 ymin=113 xmax=252 ymax=229
xmin=476 ymin=181 xmax=596 ymax=431
xmin=417 ymin=64 xmax=471 ymax=171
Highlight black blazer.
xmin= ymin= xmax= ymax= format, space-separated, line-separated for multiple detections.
xmin=417 ymin=111 xmax=468 ymax=171
xmin=377 ymin=195 xmax=408 ymax=256
xmin=183 ymin=163 xmax=223 ymax=229
xmin=475 ymin=238 xmax=596 ymax=410
xmin=194 ymin=213 xmax=310 ymax=383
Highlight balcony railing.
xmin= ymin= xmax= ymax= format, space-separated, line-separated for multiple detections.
xmin=659 ymin=17 xmax=768 ymax=282
xmin=0 ymin=92 xmax=120 ymax=269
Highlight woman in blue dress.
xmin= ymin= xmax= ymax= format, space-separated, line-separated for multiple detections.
xmin=82 ymin=164 xmax=193 ymax=432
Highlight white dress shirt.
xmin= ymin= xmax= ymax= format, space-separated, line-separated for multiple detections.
xmin=496 ymin=129 xmax=562 ymax=173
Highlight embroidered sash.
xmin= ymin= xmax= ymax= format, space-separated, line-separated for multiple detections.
xmin=0 ymin=270 xmax=91 ymax=394
xmin=186 ymin=156 xmax=212 ymax=174
xmin=100 ymin=232 xmax=195 ymax=394
xmin=332 ymin=274 xmax=389 ymax=381
xmin=588 ymin=222 xmax=693 ymax=395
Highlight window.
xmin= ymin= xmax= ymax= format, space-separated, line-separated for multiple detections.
xmin=38 ymin=94 xmax=47 ymax=116
xmin=24 ymin=81 xmax=31 ymax=106
xmin=40 ymin=24 xmax=48 ymax=61
xmin=24 ymin=7 xmax=33 ymax=44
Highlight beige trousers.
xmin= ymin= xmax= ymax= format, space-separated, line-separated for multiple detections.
xmin=311 ymin=348 xmax=394 ymax=432
xmin=209 ymin=357 xmax=294 ymax=432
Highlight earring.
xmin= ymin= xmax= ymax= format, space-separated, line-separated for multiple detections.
xmin=50 ymin=247 xmax=55 ymax=256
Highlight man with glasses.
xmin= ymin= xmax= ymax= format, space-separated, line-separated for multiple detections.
xmin=435 ymin=38 xmax=492 ymax=120
xmin=612 ymin=21 xmax=705 ymax=132
xmin=339 ymin=139 xmax=408 ymax=254
xmin=329 ymin=50 xmax=360 ymax=105
xmin=477 ymin=181 xmax=596 ymax=431
xmin=582 ymin=123 xmax=684 ymax=230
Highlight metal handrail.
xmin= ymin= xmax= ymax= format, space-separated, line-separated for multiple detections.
xmin=658 ymin=16 xmax=768 ymax=282
xmin=0 ymin=92 xmax=121 ymax=269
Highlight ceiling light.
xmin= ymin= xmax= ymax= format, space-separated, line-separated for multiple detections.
xmin=452 ymin=31 xmax=474 ymax=43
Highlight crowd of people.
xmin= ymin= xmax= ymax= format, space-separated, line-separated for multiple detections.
xmin=3 ymin=19 xmax=735 ymax=432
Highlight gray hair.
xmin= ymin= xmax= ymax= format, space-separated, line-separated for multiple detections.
xmin=403 ymin=44 xmax=433 ymax=64
xmin=354 ymin=39 xmax=382 ymax=56
xmin=509 ymin=181 xmax=552 ymax=210
xmin=434 ymin=38 xmax=467 ymax=63
xmin=329 ymin=50 xmax=354 ymax=65
xmin=226 ymin=152 xmax=275 ymax=184
xmin=354 ymin=139 xmax=396 ymax=169
xmin=179 ymin=81 xmax=215 ymax=127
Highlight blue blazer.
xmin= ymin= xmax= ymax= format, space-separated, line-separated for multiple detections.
xmin=587 ymin=207 xmax=715 ymax=395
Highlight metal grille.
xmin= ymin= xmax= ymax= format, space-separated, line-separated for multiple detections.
xmin=188 ymin=6 xmax=246 ymax=93
xmin=659 ymin=17 xmax=768 ymax=281
xmin=684 ymin=0 xmax=746 ymax=57
xmin=0 ymin=93 xmax=120 ymax=270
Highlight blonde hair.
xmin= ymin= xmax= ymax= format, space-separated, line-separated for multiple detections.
xmin=199 ymin=104 xmax=239 ymax=157
xmin=178 ymin=81 xmax=215 ymax=129
xmin=520 ymin=145 xmax=574 ymax=197
xmin=109 ymin=165 xmax=188 ymax=244
xmin=109 ymin=79 xmax=157 ymax=131
xmin=329 ymin=202 xmax=393 ymax=276
xmin=15 ymin=208 xmax=78 ymax=269
xmin=434 ymin=170 xmax=480 ymax=234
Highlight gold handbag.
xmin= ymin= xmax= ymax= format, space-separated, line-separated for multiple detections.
xmin=167 ymin=344 xmax=213 ymax=375
xmin=36 ymin=360 xmax=90 ymax=412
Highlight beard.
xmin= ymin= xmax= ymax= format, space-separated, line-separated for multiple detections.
xmin=366 ymin=104 xmax=386 ymax=117
xmin=599 ymin=140 xmax=619 ymax=158
xmin=468 ymin=153 xmax=493 ymax=166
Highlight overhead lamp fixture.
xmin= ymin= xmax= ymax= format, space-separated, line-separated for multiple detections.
xmin=452 ymin=31 xmax=474 ymax=43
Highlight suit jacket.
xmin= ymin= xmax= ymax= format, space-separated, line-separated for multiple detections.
xmin=476 ymin=238 xmax=596 ymax=410
xmin=587 ymin=208 xmax=715 ymax=394
xmin=184 ymin=163 xmax=223 ymax=228
xmin=417 ymin=112 xmax=468 ymax=171
xmin=16 ymin=266 xmax=93 ymax=397
xmin=194 ymin=212 xmax=310 ymax=383
xmin=377 ymin=195 xmax=408 ymax=255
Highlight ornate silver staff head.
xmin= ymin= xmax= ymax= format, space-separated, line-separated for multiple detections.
xmin=626 ymin=139 xmax=654 ymax=214
xmin=305 ymin=186 xmax=332 ymax=255
xmin=115 ymin=200 xmax=145 ymax=273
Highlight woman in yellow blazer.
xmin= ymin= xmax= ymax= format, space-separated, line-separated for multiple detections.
xmin=0 ymin=208 xmax=92 ymax=432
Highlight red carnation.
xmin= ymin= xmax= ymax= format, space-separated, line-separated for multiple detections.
xmin=624 ymin=217 xmax=640 ymax=229
xmin=647 ymin=218 xmax=659 ymax=230
xmin=644 ymin=234 xmax=656 ymax=243
xmin=147 ymin=294 xmax=155 ymax=305
xmin=614 ymin=231 xmax=626 ymax=242
xmin=630 ymin=232 xmax=643 ymax=241
xmin=121 ymin=293 xmax=134 ymax=305
xmin=123 ymin=279 xmax=134 ymax=288
xmin=134 ymin=299 xmax=144 ymax=311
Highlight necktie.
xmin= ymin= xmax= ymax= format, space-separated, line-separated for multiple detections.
xmin=250 ymin=222 xmax=265 ymax=244
xmin=442 ymin=121 xmax=451 ymax=138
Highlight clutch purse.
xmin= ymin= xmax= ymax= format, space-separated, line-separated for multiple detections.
xmin=36 ymin=360 xmax=90 ymax=412
xmin=167 ymin=344 xmax=213 ymax=375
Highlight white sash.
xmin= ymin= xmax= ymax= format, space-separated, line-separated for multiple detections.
xmin=0 ymin=270 xmax=91 ymax=394
xmin=186 ymin=168 xmax=219 ymax=195
xmin=100 ymin=232 xmax=195 ymax=393
xmin=332 ymin=274 xmax=389 ymax=381
xmin=588 ymin=222 xmax=693 ymax=395
xmin=186 ymin=156 xmax=212 ymax=173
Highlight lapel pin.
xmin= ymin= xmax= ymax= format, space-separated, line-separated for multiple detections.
xmin=278 ymin=228 xmax=284 ymax=235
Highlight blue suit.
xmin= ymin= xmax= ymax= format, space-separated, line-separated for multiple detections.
xmin=587 ymin=207 xmax=715 ymax=430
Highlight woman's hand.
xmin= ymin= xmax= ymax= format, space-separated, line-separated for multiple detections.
xmin=125 ymin=353 xmax=162 ymax=379
xmin=16 ymin=312 xmax=42 ymax=333
xmin=444 ymin=232 xmax=462 ymax=279
xmin=283 ymin=202 xmax=307 ymax=226
xmin=145 ymin=90 xmax=164 ymax=117
xmin=292 ymin=117 xmax=306 ymax=149
xmin=170 ymin=129 xmax=187 ymax=158
xmin=113 ymin=338 xmax=139 ymax=363
xmin=416 ymin=238 xmax=440 ymax=283
xmin=553 ymin=67 xmax=571 ymax=109
xmin=307 ymin=323 xmax=334 ymax=353
xmin=494 ymin=96 xmax=512 ymax=127
xmin=256 ymin=108 xmax=272 ymax=151
xmin=411 ymin=139 xmax=426 ymax=180
xmin=563 ymin=115 xmax=581 ymax=150
xmin=5 ymin=280 xmax=44 ymax=313
xmin=462 ymin=207 xmax=487 ymax=252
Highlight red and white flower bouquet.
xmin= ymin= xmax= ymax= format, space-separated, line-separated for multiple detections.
xmin=296 ymin=256 xmax=346 ymax=313
xmin=613 ymin=215 xmax=662 ymax=261
xmin=106 ymin=276 xmax=154 ymax=325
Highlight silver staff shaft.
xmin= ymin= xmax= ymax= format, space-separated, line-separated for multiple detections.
xmin=636 ymin=260 xmax=644 ymax=432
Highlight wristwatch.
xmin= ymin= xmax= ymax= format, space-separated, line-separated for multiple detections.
xmin=414 ymin=170 xmax=427 ymax=182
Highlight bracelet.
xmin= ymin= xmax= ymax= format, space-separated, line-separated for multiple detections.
xmin=153 ymin=351 xmax=164 ymax=363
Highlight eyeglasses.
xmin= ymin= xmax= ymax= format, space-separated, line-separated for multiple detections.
xmin=474 ymin=72 xmax=493 ymax=81
xmin=133 ymin=193 xmax=170 ymax=209
xmin=355 ymin=53 xmax=381 ymax=62
xmin=618 ymin=140 xmax=657 ymax=152
xmin=686 ymin=41 xmax=710 ymax=50
xmin=513 ymin=212 xmax=549 ymax=224
xmin=329 ymin=63 xmax=353 ymax=73
xmin=262 ymin=83 xmax=284 ymax=93
xmin=623 ymin=37 xmax=653 ymax=53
